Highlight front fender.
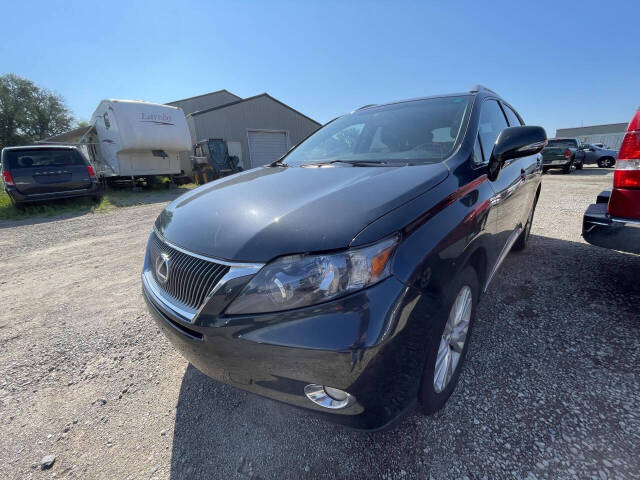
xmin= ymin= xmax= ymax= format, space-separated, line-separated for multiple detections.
xmin=354 ymin=170 xmax=498 ymax=296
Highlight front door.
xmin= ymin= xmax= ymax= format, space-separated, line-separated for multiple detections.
xmin=478 ymin=99 xmax=528 ymax=248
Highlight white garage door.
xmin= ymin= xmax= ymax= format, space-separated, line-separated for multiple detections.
xmin=248 ymin=131 xmax=288 ymax=168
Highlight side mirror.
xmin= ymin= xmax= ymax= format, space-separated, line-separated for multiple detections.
xmin=488 ymin=126 xmax=547 ymax=181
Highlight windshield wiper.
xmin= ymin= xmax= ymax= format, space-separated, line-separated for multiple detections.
xmin=303 ymin=159 xmax=406 ymax=167
xmin=270 ymin=158 xmax=287 ymax=167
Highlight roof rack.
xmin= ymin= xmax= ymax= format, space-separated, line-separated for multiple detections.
xmin=469 ymin=85 xmax=497 ymax=94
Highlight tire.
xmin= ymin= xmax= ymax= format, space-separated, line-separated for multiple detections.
xmin=9 ymin=197 xmax=25 ymax=211
xmin=574 ymin=161 xmax=583 ymax=170
xmin=194 ymin=169 xmax=205 ymax=185
xmin=512 ymin=190 xmax=539 ymax=252
xmin=542 ymin=168 xmax=548 ymax=174
xmin=598 ymin=157 xmax=615 ymax=168
xmin=419 ymin=266 xmax=479 ymax=414
xmin=562 ymin=163 xmax=572 ymax=174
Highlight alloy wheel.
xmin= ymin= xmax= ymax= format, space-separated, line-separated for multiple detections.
xmin=433 ymin=285 xmax=472 ymax=393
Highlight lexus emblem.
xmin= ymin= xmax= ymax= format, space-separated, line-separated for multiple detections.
xmin=155 ymin=253 xmax=170 ymax=284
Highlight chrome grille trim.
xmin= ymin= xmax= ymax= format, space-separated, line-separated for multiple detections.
xmin=148 ymin=232 xmax=230 ymax=313
xmin=144 ymin=229 xmax=265 ymax=322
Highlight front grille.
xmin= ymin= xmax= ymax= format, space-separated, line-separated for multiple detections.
xmin=148 ymin=232 xmax=230 ymax=312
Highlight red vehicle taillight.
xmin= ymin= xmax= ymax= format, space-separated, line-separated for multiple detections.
xmin=2 ymin=170 xmax=14 ymax=186
xmin=608 ymin=109 xmax=640 ymax=219
xmin=86 ymin=165 xmax=96 ymax=179
xmin=564 ymin=149 xmax=571 ymax=159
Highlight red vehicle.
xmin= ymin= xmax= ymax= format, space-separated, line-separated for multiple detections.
xmin=583 ymin=109 xmax=640 ymax=254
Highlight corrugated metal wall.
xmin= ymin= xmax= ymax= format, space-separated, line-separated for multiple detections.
xmin=169 ymin=91 xmax=242 ymax=175
xmin=575 ymin=133 xmax=624 ymax=149
xmin=555 ymin=123 xmax=627 ymax=149
xmin=190 ymin=95 xmax=320 ymax=170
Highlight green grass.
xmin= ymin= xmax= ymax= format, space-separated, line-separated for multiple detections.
xmin=0 ymin=178 xmax=197 ymax=221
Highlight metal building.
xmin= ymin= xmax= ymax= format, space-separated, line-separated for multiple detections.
xmin=168 ymin=89 xmax=240 ymax=116
xmin=555 ymin=122 xmax=628 ymax=150
xmin=167 ymin=90 xmax=321 ymax=174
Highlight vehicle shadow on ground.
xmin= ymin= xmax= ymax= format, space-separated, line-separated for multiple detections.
xmin=0 ymin=185 xmax=194 ymax=228
xmin=170 ymin=234 xmax=639 ymax=479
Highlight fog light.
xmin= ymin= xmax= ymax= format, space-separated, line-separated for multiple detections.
xmin=304 ymin=384 xmax=354 ymax=409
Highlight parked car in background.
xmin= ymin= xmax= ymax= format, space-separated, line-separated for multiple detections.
xmin=1 ymin=145 xmax=101 ymax=209
xmin=141 ymin=85 xmax=547 ymax=430
xmin=579 ymin=143 xmax=617 ymax=168
xmin=541 ymin=138 xmax=583 ymax=173
xmin=583 ymin=109 xmax=640 ymax=254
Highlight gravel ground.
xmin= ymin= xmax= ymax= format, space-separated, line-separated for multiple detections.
xmin=0 ymin=167 xmax=638 ymax=480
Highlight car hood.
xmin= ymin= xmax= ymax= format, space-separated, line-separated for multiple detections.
xmin=155 ymin=164 xmax=448 ymax=262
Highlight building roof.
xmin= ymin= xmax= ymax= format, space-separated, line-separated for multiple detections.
xmin=556 ymin=122 xmax=629 ymax=137
xmin=188 ymin=93 xmax=321 ymax=126
xmin=37 ymin=125 xmax=95 ymax=144
xmin=167 ymin=89 xmax=241 ymax=106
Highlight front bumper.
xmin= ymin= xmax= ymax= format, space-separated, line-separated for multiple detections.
xmin=582 ymin=202 xmax=640 ymax=255
xmin=142 ymin=257 xmax=429 ymax=430
xmin=5 ymin=182 xmax=100 ymax=203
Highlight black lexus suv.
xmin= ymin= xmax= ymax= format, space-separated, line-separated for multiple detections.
xmin=141 ymin=85 xmax=546 ymax=430
xmin=1 ymin=145 xmax=101 ymax=208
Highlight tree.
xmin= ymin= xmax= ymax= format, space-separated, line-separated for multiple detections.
xmin=0 ymin=74 xmax=74 ymax=149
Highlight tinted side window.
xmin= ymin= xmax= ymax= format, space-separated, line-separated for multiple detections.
xmin=502 ymin=104 xmax=523 ymax=126
xmin=478 ymin=100 xmax=508 ymax=156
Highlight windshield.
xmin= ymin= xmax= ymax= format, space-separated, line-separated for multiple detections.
xmin=283 ymin=96 xmax=471 ymax=166
xmin=547 ymin=139 xmax=578 ymax=148
xmin=2 ymin=148 xmax=86 ymax=169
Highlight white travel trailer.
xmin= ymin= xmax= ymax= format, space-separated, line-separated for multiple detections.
xmin=41 ymin=99 xmax=192 ymax=184
xmin=87 ymin=99 xmax=191 ymax=179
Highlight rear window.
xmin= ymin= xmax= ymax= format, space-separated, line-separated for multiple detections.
xmin=2 ymin=149 xmax=86 ymax=170
xmin=547 ymin=139 xmax=577 ymax=148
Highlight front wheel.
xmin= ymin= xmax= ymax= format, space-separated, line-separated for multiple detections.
xmin=563 ymin=163 xmax=572 ymax=174
xmin=574 ymin=161 xmax=583 ymax=170
xmin=419 ymin=266 xmax=479 ymax=414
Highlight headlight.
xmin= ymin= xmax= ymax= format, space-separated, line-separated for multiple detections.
xmin=225 ymin=236 xmax=398 ymax=315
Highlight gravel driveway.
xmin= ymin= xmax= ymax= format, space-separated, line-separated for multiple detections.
xmin=1 ymin=167 xmax=638 ymax=480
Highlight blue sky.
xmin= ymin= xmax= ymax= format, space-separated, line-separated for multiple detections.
xmin=1 ymin=0 xmax=638 ymax=136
